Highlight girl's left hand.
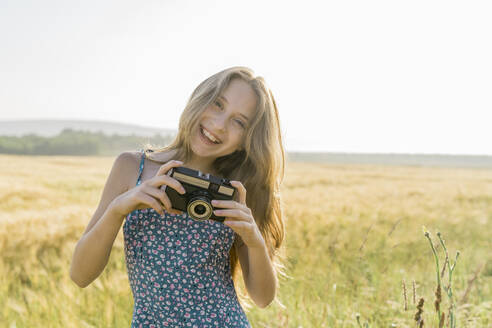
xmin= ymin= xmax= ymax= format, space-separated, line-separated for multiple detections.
xmin=212 ymin=181 xmax=266 ymax=249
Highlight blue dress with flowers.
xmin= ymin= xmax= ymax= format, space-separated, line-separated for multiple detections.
xmin=123 ymin=149 xmax=251 ymax=327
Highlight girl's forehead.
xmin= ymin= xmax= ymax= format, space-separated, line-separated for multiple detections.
xmin=220 ymin=79 xmax=257 ymax=117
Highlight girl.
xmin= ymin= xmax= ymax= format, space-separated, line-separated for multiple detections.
xmin=70 ymin=66 xmax=286 ymax=327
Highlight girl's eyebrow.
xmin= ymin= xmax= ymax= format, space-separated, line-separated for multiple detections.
xmin=219 ymin=95 xmax=250 ymax=122
xmin=219 ymin=95 xmax=229 ymax=104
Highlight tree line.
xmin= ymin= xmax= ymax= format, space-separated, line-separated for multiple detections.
xmin=0 ymin=129 xmax=174 ymax=156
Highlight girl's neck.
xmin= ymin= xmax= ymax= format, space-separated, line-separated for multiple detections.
xmin=183 ymin=157 xmax=218 ymax=176
xmin=147 ymin=148 xmax=220 ymax=176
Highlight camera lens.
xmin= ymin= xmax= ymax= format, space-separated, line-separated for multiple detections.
xmin=195 ymin=204 xmax=206 ymax=215
xmin=187 ymin=196 xmax=212 ymax=221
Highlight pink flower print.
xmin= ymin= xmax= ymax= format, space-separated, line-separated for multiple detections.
xmin=184 ymin=313 xmax=191 ymax=318
xmin=158 ymin=245 xmax=164 ymax=250
xmin=176 ymin=240 xmax=182 ymax=246
xmin=154 ymin=282 xmax=160 ymax=288
xmin=159 ymin=296 xmax=164 ymax=301
xmin=170 ymin=284 xmax=175 ymax=290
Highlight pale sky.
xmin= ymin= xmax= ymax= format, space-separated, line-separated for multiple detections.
xmin=1 ymin=0 xmax=491 ymax=155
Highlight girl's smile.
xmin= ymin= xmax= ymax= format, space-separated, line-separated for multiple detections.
xmin=199 ymin=125 xmax=222 ymax=145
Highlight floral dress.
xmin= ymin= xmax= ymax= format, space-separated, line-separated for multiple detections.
xmin=123 ymin=149 xmax=252 ymax=327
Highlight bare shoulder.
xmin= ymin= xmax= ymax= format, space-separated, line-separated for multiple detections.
xmin=114 ymin=151 xmax=142 ymax=190
xmin=81 ymin=151 xmax=141 ymax=235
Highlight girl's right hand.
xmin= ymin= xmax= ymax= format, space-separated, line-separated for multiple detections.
xmin=111 ymin=159 xmax=187 ymax=217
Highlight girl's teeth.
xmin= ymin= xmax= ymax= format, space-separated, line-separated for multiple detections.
xmin=202 ymin=127 xmax=220 ymax=143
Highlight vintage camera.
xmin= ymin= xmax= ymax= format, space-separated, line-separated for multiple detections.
xmin=163 ymin=166 xmax=237 ymax=222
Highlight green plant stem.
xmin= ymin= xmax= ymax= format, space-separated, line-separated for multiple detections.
xmin=437 ymin=233 xmax=460 ymax=328
xmin=425 ymin=232 xmax=442 ymax=324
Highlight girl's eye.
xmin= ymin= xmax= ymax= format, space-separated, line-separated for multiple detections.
xmin=214 ymin=100 xmax=223 ymax=109
xmin=234 ymin=119 xmax=245 ymax=128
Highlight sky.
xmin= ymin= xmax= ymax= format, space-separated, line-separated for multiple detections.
xmin=1 ymin=0 xmax=491 ymax=155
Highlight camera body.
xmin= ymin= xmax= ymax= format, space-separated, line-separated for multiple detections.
xmin=164 ymin=166 xmax=237 ymax=222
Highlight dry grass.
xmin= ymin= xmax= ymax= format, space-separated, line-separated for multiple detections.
xmin=1 ymin=154 xmax=491 ymax=327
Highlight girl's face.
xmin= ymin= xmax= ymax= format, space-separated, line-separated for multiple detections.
xmin=191 ymin=78 xmax=257 ymax=162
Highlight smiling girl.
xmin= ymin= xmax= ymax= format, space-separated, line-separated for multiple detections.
xmin=70 ymin=66 xmax=286 ymax=327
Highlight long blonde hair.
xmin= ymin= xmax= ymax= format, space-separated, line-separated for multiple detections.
xmin=143 ymin=66 xmax=286 ymax=308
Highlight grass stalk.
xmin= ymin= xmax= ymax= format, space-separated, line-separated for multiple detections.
xmin=423 ymin=227 xmax=442 ymax=324
xmin=437 ymin=232 xmax=460 ymax=328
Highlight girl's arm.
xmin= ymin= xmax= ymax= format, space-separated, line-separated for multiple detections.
xmin=235 ymin=236 xmax=277 ymax=308
xmin=212 ymin=180 xmax=278 ymax=308
xmin=70 ymin=152 xmax=136 ymax=288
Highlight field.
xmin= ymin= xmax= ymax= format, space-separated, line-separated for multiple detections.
xmin=1 ymin=154 xmax=491 ymax=327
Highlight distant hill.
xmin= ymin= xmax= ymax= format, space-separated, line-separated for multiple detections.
xmin=0 ymin=119 xmax=176 ymax=137
xmin=0 ymin=119 xmax=491 ymax=168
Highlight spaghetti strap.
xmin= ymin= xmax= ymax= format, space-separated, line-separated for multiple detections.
xmin=135 ymin=149 xmax=146 ymax=186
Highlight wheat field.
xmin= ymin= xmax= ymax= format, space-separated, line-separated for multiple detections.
xmin=1 ymin=154 xmax=491 ymax=327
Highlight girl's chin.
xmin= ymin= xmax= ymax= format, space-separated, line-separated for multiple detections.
xmin=191 ymin=143 xmax=236 ymax=159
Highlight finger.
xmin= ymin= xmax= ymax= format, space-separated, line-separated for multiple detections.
xmin=213 ymin=209 xmax=250 ymax=221
xmin=211 ymin=199 xmax=244 ymax=210
xmin=223 ymin=220 xmax=250 ymax=230
xmin=142 ymin=186 xmax=173 ymax=213
xmin=150 ymin=175 xmax=186 ymax=195
xmin=230 ymin=181 xmax=246 ymax=205
xmin=137 ymin=193 xmax=165 ymax=216
xmin=155 ymin=160 xmax=184 ymax=177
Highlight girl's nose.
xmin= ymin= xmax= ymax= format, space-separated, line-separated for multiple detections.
xmin=211 ymin=116 xmax=226 ymax=132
